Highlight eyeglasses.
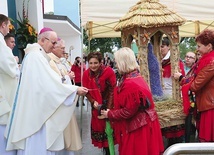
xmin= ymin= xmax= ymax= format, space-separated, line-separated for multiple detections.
xmin=185 ymin=55 xmax=195 ymax=59
xmin=45 ymin=37 xmax=57 ymax=45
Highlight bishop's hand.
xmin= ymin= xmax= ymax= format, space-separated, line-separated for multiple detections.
xmin=77 ymin=87 xmax=88 ymax=96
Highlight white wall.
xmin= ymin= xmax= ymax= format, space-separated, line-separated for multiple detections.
xmin=15 ymin=0 xmax=44 ymax=34
xmin=63 ymin=35 xmax=82 ymax=64
xmin=0 ymin=0 xmax=8 ymax=16
xmin=28 ymin=0 xmax=44 ymax=32
xmin=44 ymin=0 xmax=54 ymax=13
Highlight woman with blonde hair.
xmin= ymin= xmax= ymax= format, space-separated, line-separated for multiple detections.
xmin=100 ymin=47 xmax=164 ymax=155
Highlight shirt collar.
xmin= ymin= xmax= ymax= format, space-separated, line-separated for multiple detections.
xmin=162 ymin=51 xmax=170 ymax=60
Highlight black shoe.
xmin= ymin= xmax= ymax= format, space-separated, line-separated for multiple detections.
xmin=83 ymin=103 xmax=85 ymax=106
xmin=76 ymin=103 xmax=79 ymax=107
xmin=103 ymin=147 xmax=110 ymax=155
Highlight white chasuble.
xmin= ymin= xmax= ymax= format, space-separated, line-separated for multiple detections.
xmin=5 ymin=43 xmax=78 ymax=154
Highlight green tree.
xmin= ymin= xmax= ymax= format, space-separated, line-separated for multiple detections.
xmin=179 ymin=37 xmax=197 ymax=60
xmin=83 ymin=29 xmax=197 ymax=61
xmin=83 ymin=29 xmax=121 ymax=55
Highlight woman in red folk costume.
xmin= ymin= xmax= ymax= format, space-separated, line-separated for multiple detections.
xmin=82 ymin=52 xmax=116 ymax=155
xmin=100 ymin=47 xmax=164 ymax=155
xmin=160 ymin=38 xmax=186 ymax=147
xmin=189 ymin=29 xmax=214 ymax=142
xmin=160 ymin=37 xmax=185 ymax=97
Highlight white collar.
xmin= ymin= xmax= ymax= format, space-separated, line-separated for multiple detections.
xmin=162 ymin=51 xmax=170 ymax=60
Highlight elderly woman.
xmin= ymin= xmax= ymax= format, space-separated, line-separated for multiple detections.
xmin=190 ymin=29 xmax=214 ymax=142
xmin=100 ymin=47 xmax=164 ymax=155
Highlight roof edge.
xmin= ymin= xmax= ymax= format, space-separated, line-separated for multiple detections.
xmin=43 ymin=14 xmax=81 ymax=33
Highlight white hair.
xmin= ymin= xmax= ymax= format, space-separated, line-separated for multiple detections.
xmin=114 ymin=47 xmax=139 ymax=74
xmin=55 ymin=39 xmax=65 ymax=47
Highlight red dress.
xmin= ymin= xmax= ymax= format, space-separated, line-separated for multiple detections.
xmin=71 ymin=64 xmax=84 ymax=84
xmin=161 ymin=59 xmax=186 ymax=140
xmin=190 ymin=51 xmax=214 ymax=142
xmin=162 ymin=58 xmax=185 ymax=78
xmin=82 ymin=66 xmax=116 ymax=148
xmin=108 ymin=70 xmax=164 ymax=155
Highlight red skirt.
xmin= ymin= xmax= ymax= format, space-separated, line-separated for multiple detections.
xmin=91 ymin=109 xmax=117 ymax=148
xmin=91 ymin=109 xmax=108 ymax=148
xmin=198 ymin=108 xmax=214 ymax=142
xmin=161 ymin=124 xmax=185 ymax=138
xmin=118 ymin=119 xmax=164 ymax=155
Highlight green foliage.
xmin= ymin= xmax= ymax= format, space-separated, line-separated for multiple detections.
xmin=83 ymin=29 xmax=197 ymax=62
xmin=83 ymin=29 xmax=121 ymax=55
xmin=16 ymin=0 xmax=37 ymax=49
xmin=16 ymin=16 xmax=37 ymax=48
xmin=179 ymin=37 xmax=197 ymax=60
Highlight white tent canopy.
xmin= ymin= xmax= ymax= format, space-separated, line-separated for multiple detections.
xmin=81 ymin=0 xmax=214 ymax=38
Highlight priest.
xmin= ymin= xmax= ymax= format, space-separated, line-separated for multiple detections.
xmin=5 ymin=27 xmax=88 ymax=155
xmin=0 ymin=14 xmax=19 ymax=155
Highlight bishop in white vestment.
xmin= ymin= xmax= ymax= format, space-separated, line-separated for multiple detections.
xmin=5 ymin=29 xmax=88 ymax=155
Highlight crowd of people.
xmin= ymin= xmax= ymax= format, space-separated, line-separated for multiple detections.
xmin=1 ymin=12 xmax=214 ymax=155
xmin=0 ymin=14 xmax=88 ymax=155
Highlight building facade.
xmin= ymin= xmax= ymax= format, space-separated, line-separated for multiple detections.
xmin=1 ymin=0 xmax=82 ymax=63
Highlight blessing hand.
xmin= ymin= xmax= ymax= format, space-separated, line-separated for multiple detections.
xmin=77 ymin=87 xmax=88 ymax=96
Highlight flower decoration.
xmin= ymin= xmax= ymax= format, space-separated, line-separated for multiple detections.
xmin=140 ymin=29 xmax=151 ymax=42
xmin=169 ymin=27 xmax=178 ymax=39
xmin=9 ymin=18 xmax=16 ymax=35
xmin=16 ymin=0 xmax=37 ymax=49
